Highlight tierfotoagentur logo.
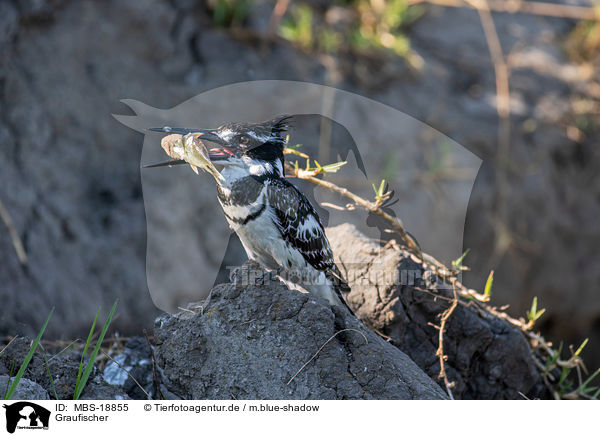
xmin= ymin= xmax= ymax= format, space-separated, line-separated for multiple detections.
xmin=2 ymin=402 xmax=50 ymax=433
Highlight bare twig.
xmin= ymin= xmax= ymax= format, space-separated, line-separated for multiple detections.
xmin=143 ymin=329 xmax=164 ymax=400
xmin=430 ymin=285 xmax=459 ymax=399
xmin=285 ymin=162 xmax=420 ymax=253
xmin=48 ymin=339 xmax=80 ymax=361
xmin=101 ymin=351 xmax=149 ymax=397
xmin=0 ymin=336 xmax=18 ymax=358
xmin=287 ymin=329 xmax=368 ymax=385
xmin=0 ymin=198 xmax=28 ymax=265
xmin=408 ymin=0 xmax=600 ymax=21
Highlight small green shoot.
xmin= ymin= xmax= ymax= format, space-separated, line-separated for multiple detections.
xmin=75 ymin=308 xmax=100 ymax=389
xmin=372 ymin=179 xmax=386 ymax=201
xmin=321 ymin=161 xmax=347 ymax=173
xmin=293 ymin=159 xmax=347 ymax=177
xmin=483 ymin=270 xmax=494 ymax=300
xmin=526 ymin=297 xmax=546 ymax=327
xmin=557 ymin=367 xmax=574 ymax=395
xmin=451 ymin=249 xmax=471 ymax=271
xmin=73 ymin=300 xmax=118 ymax=400
xmin=578 ymin=368 xmax=600 ymax=395
xmin=4 ymin=308 xmax=54 ymax=400
xmin=574 ymin=338 xmax=589 ymax=357
xmin=544 ymin=341 xmax=564 ymax=375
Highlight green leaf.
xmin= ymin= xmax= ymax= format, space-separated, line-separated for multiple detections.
xmin=5 ymin=308 xmax=53 ymax=400
xmin=526 ymin=297 xmax=546 ymax=322
xmin=73 ymin=300 xmax=118 ymax=400
xmin=483 ymin=270 xmax=494 ymax=299
xmin=322 ymin=161 xmax=347 ymax=173
xmin=378 ymin=179 xmax=386 ymax=197
xmin=558 ymin=366 xmax=571 ymax=387
xmin=76 ymin=308 xmax=100 ymax=389
xmin=579 ymin=368 xmax=600 ymax=393
xmin=452 ymin=248 xmax=470 ymax=269
xmin=372 ymin=183 xmax=379 ymax=196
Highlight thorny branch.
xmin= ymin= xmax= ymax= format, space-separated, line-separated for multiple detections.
xmin=428 ymin=285 xmax=459 ymax=399
xmin=284 ymin=149 xmax=597 ymax=399
xmin=284 ymin=161 xmax=421 ymax=254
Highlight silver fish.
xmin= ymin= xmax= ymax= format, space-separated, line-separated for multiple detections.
xmin=161 ymin=133 xmax=223 ymax=180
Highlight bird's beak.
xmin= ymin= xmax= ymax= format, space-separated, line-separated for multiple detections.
xmin=142 ymin=159 xmax=186 ymax=168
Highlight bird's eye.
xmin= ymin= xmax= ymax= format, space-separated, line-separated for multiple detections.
xmin=239 ymin=135 xmax=250 ymax=145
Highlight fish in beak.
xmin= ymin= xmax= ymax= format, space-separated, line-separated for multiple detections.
xmin=146 ymin=127 xmax=234 ymax=164
xmin=144 ymin=127 xmax=229 ymax=180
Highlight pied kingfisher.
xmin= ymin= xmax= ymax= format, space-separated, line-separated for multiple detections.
xmin=150 ymin=116 xmax=353 ymax=312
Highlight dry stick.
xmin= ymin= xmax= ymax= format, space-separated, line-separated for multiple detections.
xmin=143 ymin=329 xmax=164 ymax=400
xmin=101 ymin=351 xmax=149 ymax=398
xmin=284 ymin=162 xmax=420 ymax=254
xmin=0 ymin=198 xmax=28 ymax=265
xmin=430 ymin=285 xmax=459 ymax=399
xmin=465 ymin=0 xmax=516 ymax=271
xmin=287 ymin=329 xmax=368 ymax=385
xmin=285 ymin=161 xmax=489 ymax=303
xmin=450 ymin=3 xmax=583 ymax=394
xmin=48 ymin=339 xmax=80 ymax=362
xmin=0 ymin=336 xmax=18 ymax=357
xmin=409 ymin=0 xmax=600 ymax=21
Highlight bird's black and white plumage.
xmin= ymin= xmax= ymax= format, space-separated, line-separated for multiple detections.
xmin=150 ymin=116 xmax=353 ymax=311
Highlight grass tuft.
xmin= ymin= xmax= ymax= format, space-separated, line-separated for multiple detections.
xmin=73 ymin=300 xmax=118 ymax=400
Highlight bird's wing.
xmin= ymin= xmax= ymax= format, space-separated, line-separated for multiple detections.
xmin=264 ymin=178 xmax=334 ymax=272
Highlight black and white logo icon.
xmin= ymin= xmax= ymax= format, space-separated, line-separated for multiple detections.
xmin=3 ymin=402 xmax=50 ymax=433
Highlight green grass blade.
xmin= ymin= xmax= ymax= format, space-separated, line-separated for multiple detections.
xmin=73 ymin=300 xmax=118 ymax=400
xmin=4 ymin=308 xmax=54 ymax=400
xmin=3 ymin=361 xmax=14 ymax=399
xmin=76 ymin=308 xmax=100 ymax=389
xmin=42 ymin=351 xmax=59 ymax=400
xmin=579 ymin=368 xmax=600 ymax=392
xmin=483 ymin=270 xmax=494 ymax=299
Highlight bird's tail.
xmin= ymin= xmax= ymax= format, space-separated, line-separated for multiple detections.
xmin=325 ymin=266 xmax=356 ymax=317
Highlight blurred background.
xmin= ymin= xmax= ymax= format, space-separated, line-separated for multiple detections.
xmin=1 ymin=0 xmax=599 ymax=370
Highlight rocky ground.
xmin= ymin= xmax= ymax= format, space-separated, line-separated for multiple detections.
xmin=0 ymin=0 xmax=598 ymax=386
xmin=1 ymin=224 xmax=555 ymax=400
